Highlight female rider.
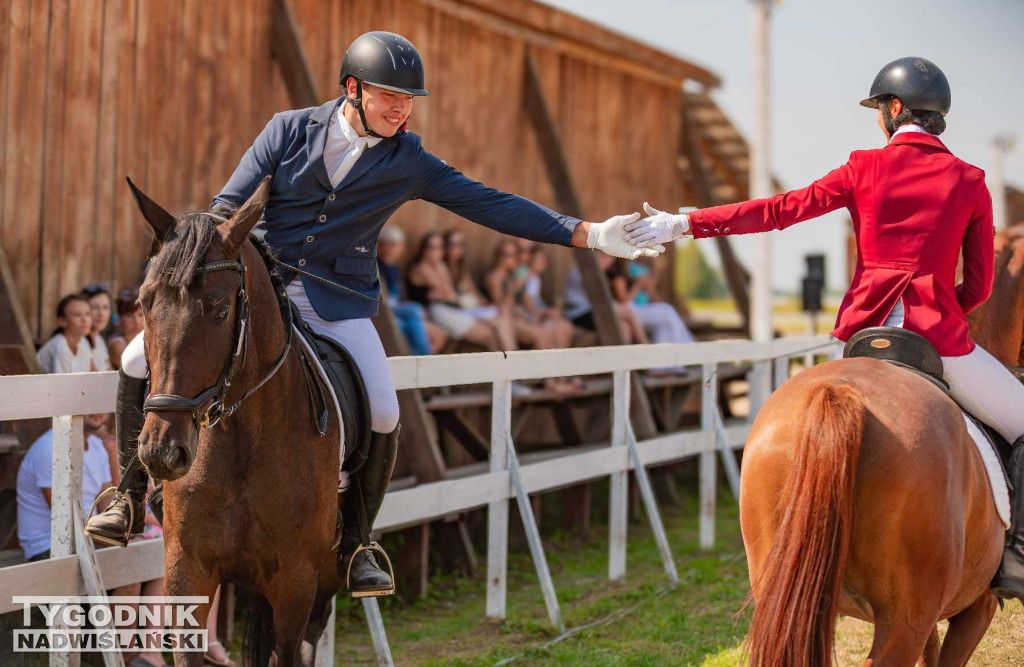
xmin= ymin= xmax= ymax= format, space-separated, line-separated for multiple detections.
xmin=624 ymin=57 xmax=1024 ymax=603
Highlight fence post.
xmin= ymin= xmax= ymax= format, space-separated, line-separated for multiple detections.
xmin=316 ymin=598 xmax=336 ymax=667
xmin=773 ymin=355 xmax=789 ymax=390
xmin=486 ymin=381 xmax=511 ymax=620
xmin=51 ymin=415 xmax=83 ymax=667
xmin=609 ymin=371 xmax=629 ymax=582
xmin=699 ymin=366 xmax=717 ymax=550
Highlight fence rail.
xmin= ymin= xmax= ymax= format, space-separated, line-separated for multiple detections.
xmin=0 ymin=336 xmax=841 ymax=658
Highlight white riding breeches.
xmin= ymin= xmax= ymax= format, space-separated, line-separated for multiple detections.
xmin=884 ymin=299 xmax=1024 ymax=443
xmin=119 ymin=280 xmax=401 ymax=434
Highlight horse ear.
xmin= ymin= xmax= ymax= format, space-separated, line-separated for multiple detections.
xmin=126 ymin=177 xmax=176 ymax=241
xmin=221 ymin=176 xmax=272 ymax=256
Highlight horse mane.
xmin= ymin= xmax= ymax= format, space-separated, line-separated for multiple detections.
xmin=148 ymin=208 xmax=284 ymax=298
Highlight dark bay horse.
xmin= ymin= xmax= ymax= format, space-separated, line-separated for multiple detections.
xmin=739 ymin=233 xmax=1024 ymax=665
xmin=128 ymin=178 xmax=343 ymax=667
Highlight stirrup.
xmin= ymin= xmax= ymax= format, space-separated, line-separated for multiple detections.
xmin=84 ymin=486 xmax=136 ymax=547
xmin=346 ymin=542 xmax=396 ymax=598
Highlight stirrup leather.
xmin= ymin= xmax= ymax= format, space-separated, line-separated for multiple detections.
xmin=346 ymin=542 xmax=396 ymax=598
xmin=85 ymin=486 xmax=136 ymax=546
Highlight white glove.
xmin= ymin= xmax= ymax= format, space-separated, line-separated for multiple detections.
xmin=586 ymin=213 xmax=666 ymax=259
xmin=623 ymin=202 xmax=693 ymax=248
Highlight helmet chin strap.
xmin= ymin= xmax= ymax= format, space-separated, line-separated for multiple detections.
xmin=345 ymin=79 xmax=385 ymax=139
xmin=345 ymin=79 xmax=408 ymax=139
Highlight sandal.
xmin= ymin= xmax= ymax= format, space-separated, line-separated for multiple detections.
xmin=204 ymin=640 xmax=236 ymax=667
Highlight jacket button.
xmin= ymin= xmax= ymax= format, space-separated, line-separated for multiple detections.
xmin=328 ymin=194 xmax=336 ymax=201
xmin=724 ymin=227 xmax=731 ymax=233
xmin=306 ymin=235 xmax=315 ymax=243
xmin=298 ymin=259 xmax=307 ymax=267
xmin=318 ymin=214 xmax=327 ymax=222
xmin=714 ymin=228 xmax=720 ymax=234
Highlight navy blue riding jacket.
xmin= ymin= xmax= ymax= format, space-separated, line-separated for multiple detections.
xmin=213 ymin=96 xmax=581 ymax=321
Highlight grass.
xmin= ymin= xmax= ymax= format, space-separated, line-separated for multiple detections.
xmin=323 ymin=485 xmax=1023 ymax=666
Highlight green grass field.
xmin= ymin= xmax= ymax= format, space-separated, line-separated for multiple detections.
xmin=326 ymin=486 xmax=1022 ymax=665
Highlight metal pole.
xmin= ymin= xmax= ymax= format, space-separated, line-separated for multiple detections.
xmin=361 ymin=599 xmax=394 ymax=666
xmin=992 ymin=135 xmax=1016 ymax=231
xmin=749 ymin=0 xmax=775 ymax=411
xmin=626 ymin=425 xmax=680 ymax=585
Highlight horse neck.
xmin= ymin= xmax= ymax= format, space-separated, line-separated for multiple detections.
xmin=224 ymin=243 xmax=303 ymax=433
xmin=969 ymin=237 xmax=1024 ymax=366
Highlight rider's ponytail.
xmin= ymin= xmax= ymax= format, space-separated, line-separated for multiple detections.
xmin=880 ymin=95 xmax=946 ymax=136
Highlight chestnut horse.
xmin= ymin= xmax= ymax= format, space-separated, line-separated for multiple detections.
xmin=129 ymin=178 xmax=343 ymax=667
xmin=740 ymin=230 xmax=1024 ymax=666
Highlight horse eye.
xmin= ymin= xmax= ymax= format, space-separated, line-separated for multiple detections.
xmin=214 ymin=306 xmax=230 ymax=323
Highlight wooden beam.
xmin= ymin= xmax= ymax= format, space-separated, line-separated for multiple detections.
xmin=270 ymin=0 xmax=320 ymax=109
xmin=521 ymin=48 xmax=659 ymax=441
xmin=679 ymin=93 xmax=751 ymax=331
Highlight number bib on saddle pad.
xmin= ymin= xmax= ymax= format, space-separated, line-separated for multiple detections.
xmin=288 ymin=301 xmax=372 ymax=490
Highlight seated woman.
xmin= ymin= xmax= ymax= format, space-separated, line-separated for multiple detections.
xmin=407 ymin=232 xmax=515 ymax=352
xmin=107 ymin=290 xmax=145 ymax=370
xmin=37 ymin=294 xmax=95 ymax=373
xmin=608 ymin=258 xmax=694 ymax=372
xmin=81 ymin=285 xmax=114 ymax=372
xmin=563 ymin=255 xmax=649 ymax=345
xmin=485 ymin=240 xmax=578 ymax=392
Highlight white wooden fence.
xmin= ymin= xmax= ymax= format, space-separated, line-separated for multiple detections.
xmin=0 ymin=335 xmax=840 ymax=663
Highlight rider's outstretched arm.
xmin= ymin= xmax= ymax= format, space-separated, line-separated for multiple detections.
xmin=624 ymin=153 xmax=859 ymax=247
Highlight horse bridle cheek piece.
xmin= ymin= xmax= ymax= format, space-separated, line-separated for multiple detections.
xmin=143 ymin=256 xmax=293 ymax=430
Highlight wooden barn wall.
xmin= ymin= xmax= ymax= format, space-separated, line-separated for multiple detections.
xmin=1 ymin=0 xmax=686 ymax=339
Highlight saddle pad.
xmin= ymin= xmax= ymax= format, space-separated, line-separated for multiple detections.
xmin=962 ymin=413 xmax=1011 ymax=529
xmin=293 ymin=325 xmax=349 ymax=492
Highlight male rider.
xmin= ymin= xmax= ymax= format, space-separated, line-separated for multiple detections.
xmin=86 ymin=31 xmax=663 ymax=597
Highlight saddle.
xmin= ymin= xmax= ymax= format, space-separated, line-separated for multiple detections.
xmin=844 ymin=327 xmax=1014 ymax=467
xmin=288 ymin=301 xmax=373 ymax=474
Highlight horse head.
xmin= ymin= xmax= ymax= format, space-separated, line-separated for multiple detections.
xmin=968 ymin=223 xmax=1024 ymax=368
xmin=127 ymin=176 xmax=272 ymax=481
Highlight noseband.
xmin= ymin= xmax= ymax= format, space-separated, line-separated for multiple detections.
xmin=143 ymin=255 xmax=293 ymax=429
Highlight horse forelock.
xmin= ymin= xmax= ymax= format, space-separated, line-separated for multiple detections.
xmin=149 ymin=213 xmax=221 ymax=295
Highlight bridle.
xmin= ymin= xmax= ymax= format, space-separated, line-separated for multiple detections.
xmin=143 ymin=254 xmax=293 ymax=429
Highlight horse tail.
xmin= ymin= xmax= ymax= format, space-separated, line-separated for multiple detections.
xmin=241 ymin=591 xmax=274 ymax=667
xmin=746 ymin=382 xmax=865 ymax=667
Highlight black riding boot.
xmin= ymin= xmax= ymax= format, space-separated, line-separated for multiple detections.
xmin=339 ymin=424 xmax=400 ymax=597
xmin=992 ymin=437 xmax=1024 ymax=602
xmin=84 ymin=371 xmax=149 ymax=547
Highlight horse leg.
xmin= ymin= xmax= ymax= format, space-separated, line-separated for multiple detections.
xmin=297 ymin=587 xmax=337 ymax=667
xmin=164 ymin=558 xmax=217 ymax=667
xmin=936 ymin=593 xmax=998 ymax=667
xmin=265 ymin=568 xmax=318 ymax=667
xmin=920 ymin=626 xmax=941 ymax=667
xmin=861 ymin=618 xmax=936 ymax=667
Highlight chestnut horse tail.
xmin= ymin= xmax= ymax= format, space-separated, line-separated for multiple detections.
xmin=242 ymin=591 xmax=274 ymax=667
xmin=746 ymin=382 xmax=865 ymax=667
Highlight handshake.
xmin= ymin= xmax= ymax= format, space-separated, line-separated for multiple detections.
xmin=585 ymin=202 xmax=695 ymax=260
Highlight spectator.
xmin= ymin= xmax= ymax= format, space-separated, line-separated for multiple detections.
xmin=81 ymin=285 xmax=114 ymax=372
xmin=408 ymin=232 xmax=515 ymax=351
xmin=377 ymin=227 xmax=447 ymax=355
xmin=608 ymin=258 xmax=694 ymax=372
xmin=108 ymin=290 xmax=145 ymax=370
xmin=563 ymin=256 xmax=649 ymax=345
xmin=485 ymin=241 xmax=578 ymax=392
xmin=16 ymin=414 xmax=113 ymax=561
xmin=521 ymin=245 xmax=576 ymax=346
xmin=37 ymin=294 xmax=95 ymax=373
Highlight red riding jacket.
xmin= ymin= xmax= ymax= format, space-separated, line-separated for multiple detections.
xmin=690 ymin=132 xmax=994 ymax=357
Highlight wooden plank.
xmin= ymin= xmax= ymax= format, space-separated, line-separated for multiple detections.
xmin=0 ymin=539 xmax=165 ymax=615
xmin=271 ymin=0 xmax=320 ymax=109
xmin=0 ymin=0 xmax=9 ymax=249
xmin=38 ymin=0 xmax=69 ymax=338
xmin=680 ymin=92 xmax=750 ymax=331
xmin=112 ymin=0 xmax=143 ymax=294
xmin=434 ymin=411 xmax=489 ymax=461
xmin=0 ymin=244 xmax=41 ymax=371
xmin=59 ymin=0 xmax=103 ymax=298
xmin=92 ymin=0 xmax=122 ymax=287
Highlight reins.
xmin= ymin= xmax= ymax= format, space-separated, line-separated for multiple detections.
xmin=143 ymin=249 xmax=294 ymax=430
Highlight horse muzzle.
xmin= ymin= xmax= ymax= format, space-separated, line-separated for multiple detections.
xmin=138 ymin=413 xmax=197 ymax=481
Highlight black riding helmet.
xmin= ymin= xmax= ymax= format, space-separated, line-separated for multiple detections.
xmin=339 ymin=31 xmax=430 ymax=138
xmin=860 ymin=57 xmax=951 ymax=116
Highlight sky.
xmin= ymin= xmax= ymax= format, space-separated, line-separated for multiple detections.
xmin=540 ymin=0 xmax=1024 ymax=292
